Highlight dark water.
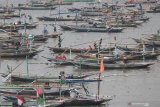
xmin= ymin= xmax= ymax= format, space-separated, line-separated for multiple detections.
xmin=0 ymin=0 xmax=160 ymax=107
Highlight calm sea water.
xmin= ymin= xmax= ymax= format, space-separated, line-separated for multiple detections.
xmin=0 ymin=0 xmax=160 ymax=107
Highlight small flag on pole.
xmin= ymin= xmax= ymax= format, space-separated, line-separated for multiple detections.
xmin=36 ymin=87 xmax=45 ymax=105
xmin=100 ymin=57 xmax=104 ymax=73
xmin=36 ymin=87 xmax=44 ymax=97
xmin=17 ymin=95 xmax=25 ymax=106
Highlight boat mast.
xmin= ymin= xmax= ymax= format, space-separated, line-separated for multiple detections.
xmin=26 ymin=55 xmax=29 ymax=77
xmin=58 ymin=0 xmax=62 ymax=17
xmin=97 ymin=56 xmax=104 ymax=99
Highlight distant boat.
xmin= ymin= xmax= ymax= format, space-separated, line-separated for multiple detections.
xmin=1 ymin=72 xmax=94 ymax=83
xmin=146 ymin=4 xmax=160 ymax=13
xmin=47 ymin=46 xmax=114 ymax=53
xmin=37 ymin=16 xmax=84 ymax=21
xmin=0 ymin=22 xmax=38 ymax=30
xmin=73 ymin=26 xmax=123 ymax=32
xmin=61 ymin=96 xmax=111 ymax=106
xmin=17 ymin=6 xmax=57 ymax=10
xmin=36 ymin=32 xmax=62 ymax=38
xmin=0 ymin=50 xmax=42 ymax=58
xmin=0 ymin=88 xmax=70 ymax=96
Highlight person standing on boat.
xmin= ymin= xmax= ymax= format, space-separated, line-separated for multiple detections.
xmin=93 ymin=42 xmax=98 ymax=49
xmin=28 ymin=15 xmax=33 ymax=23
xmin=59 ymin=71 xmax=66 ymax=84
xmin=54 ymin=26 xmax=57 ymax=32
xmin=123 ymin=56 xmax=128 ymax=64
xmin=99 ymin=38 xmax=102 ymax=48
xmin=15 ymin=41 xmax=21 ymax=53
xmin=43 ymin=25 xmax=48 ymax=37
xmin=58 ymin=36 xmax=62 ymax=48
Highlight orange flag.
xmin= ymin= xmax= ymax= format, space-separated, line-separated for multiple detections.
xmin=100 ymin=57 xmax=104 ymax=73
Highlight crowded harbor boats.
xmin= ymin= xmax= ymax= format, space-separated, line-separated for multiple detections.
xmin=0 ymin=0 xmax=160 ymax=106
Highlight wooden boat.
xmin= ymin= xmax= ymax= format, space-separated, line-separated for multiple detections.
xmin=74 ymin=61 xmax=154 ymax=69
xmin=132 ymin=38 xmax=160 ymax=47
xmin=0 ymin=8 xmax=15 ymax=13
xmin=109 ymin=23 xmax=137 ymax=27
xmin=61 ymin=96 xmax=111 ymax=106
xmin=3 ymin=96 xmax=64 ymax=107
xmin=113 ymin=46 xmax=160 ymax=60
xmin=0 ymin=50 xmax=42 ymax=58
xmin=36 ymin=32 xmax=62 ymax=38
xmin=15 ymin=6 xmax=57 ymax=10
xmin=68 ymin=8 xmax=81 ymax=12
xmin=0 ymin=48 xmax=37 ymax=53
xmin=37 ymin=16 xmax=84 ymax=21
xmin=0 ymin=13 xmax=20 ymax=18
xmin=0 ymin=89 xmax=70 ymax=96
xmin=0 ymin=22 xmax=38 ymax=30
xmin=47 ymin=46 xmax=113 ymax=53
xmin=59 ymin=24 xmax=74 ymax=30
xmin=43 ymin=54 xmax=116 ymax=65
xmin=80 ymin=11 xmax=104 ymax=16
xmin=52 ymin=2 xmax=73 ymax=5
xmin=1 ymin=72 xmax=94 ymax=83
xmin=146 ymin=9 xmax=160 ymax=13
xmin=73 ymin=26 xmax=123 ymax=32
xmin=125 ymin=0 xmax=157 ymax=4
xmin=43 ymin=56 xmax=75 ymax=65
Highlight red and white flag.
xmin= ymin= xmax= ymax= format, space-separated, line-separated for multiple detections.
xmin=36 ymin=87 xmax=44 ymax=97
xmin=17 ymin=95 xmax=25 ymax=106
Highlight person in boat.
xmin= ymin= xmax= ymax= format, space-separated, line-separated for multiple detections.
xmin=17 ymin=21 xmax=21 ymax=24
xmin=15 ymin=41 xmax=21 ymax=52
xmin=28 ymin=15 xmax=33 ymax=23
xmin=43 ymin=26 xmax=48 ymax=36
xmin=121 ymin=17 xmax=125 ymax=24
xmin=54 ymin=26 xmax=57 ymax=32
xmin=93 ymin=42 xmax=98 ymax=49
xmin=66 ymin=74 xmax=74 ymax=79
xmin=99 ymin=38 xmax=102 ymax=48
xmin=123 ymin=56 xmax=128 ymax=64
xmin=59 ymin=71 xmax=66 ymax=84
xmin=58 ymin=36 xmax=62 ymax=48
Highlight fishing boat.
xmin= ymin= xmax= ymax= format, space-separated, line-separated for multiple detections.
xmin=37 ymin=16 xmax=84 ymax=21
xmin=0 ymin=50 xmax=42 ymax=58
xmin=59 ymin=24 xmax=75 ymax=30
xmin=73 ymin=26 xmax=123 ymax=32
xmin=42 ymin=56 xmax=75 ymax=65
xmin=125 ymin=0 xmax=157 ymax=4
xmin=61 ymin=96 xmax=111 ymax=106
xmin=74 ymin=61 xmax=154 ymax=69
xmin=18 ymin=6 xmax=57 ymax=10
xmin=0 ymin=88 xmax=71 ymax=96
xmin=2 ymin=96 xmax=64 ymax=107
xmin=1 ymin=72 xmax=94 ymax=83
xmin=146 ymin=4 xmax=160 ymax=13
xmin=132 ymin=38 xmax=160 ymax=47
xmin=0 ymin=8 xmax=15 ymax=13
xmin=47 ymin=46 xmax=113 ymax=53
xmin=80 ymin=11 xmax=104 ymax=16
xmin=0 ymin=22 xmax=38 ymax=30
xmin=35 ymin=32 xmax=63 ymax=38
xmin=109 ymin=23 xmax=137 ymax=27
xmin=0 ymin=13 xmax=20 ymax=18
